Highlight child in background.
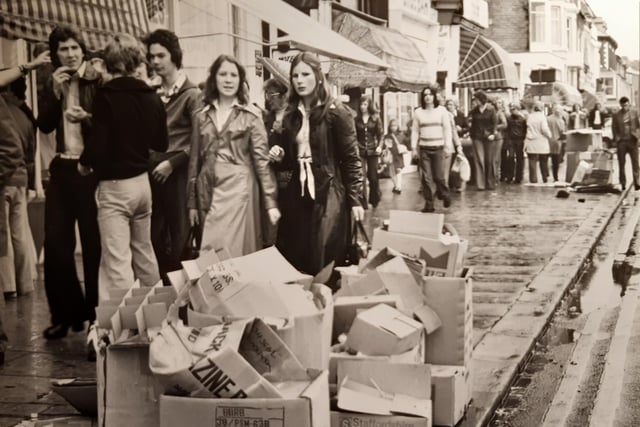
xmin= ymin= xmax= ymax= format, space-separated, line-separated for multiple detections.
xmin=381 ymin=132 xmax=406 ymax=194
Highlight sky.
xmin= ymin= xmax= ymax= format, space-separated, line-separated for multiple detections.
xmin=587 ymin=0 xmax=640 ymax=60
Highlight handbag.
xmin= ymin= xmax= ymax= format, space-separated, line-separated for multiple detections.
xmin=181 ymin=226 xmax=202 ymax=260
xmin=345 ymin=219 xmax=371 ymax=266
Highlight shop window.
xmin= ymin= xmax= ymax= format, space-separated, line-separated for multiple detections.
xmin=597 ymin=77 xmax=615 ymax=97
xmin=358 ymin=0 xmax=388 ymax=21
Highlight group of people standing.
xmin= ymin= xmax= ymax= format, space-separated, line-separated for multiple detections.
xmin=0 ymin=27 xmax=364 ymax=363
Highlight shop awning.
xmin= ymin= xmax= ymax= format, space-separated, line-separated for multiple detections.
xmin=227 ymin=0 xmax=388 ymax=70
xmin=457 ymin=27 xmax=519 ymax=89
xmin=524 ymin=82 xmax=583 ymax=107
xmin=0 ymin=0 xmax=150 ymax=50
xmin=327 ymin=11 xmax=431 ymax=91
xmin=257 ymin=56 xmax=290 ymax=88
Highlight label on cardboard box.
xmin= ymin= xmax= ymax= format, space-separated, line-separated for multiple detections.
xmin=216 ymin=406 xmax=285 ymax=426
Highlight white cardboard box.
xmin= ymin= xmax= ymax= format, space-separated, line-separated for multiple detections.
xmin=159 ymin=371 xmax=330 ymax=427
xmin=388 ymin=210 xmax=444 ymax=238
xmin=333 ymin=294 xmax=404 ymax=341
xmin=431 ymin=365 xmax=468 ymax=427
xmin=97 ymin=340 xmax=163 ymax=427
xmin=422 ymin=269 xmax=473 ymax=368
xmin=372 ymin=229 xmax=467 ymax=277
xmin=331 ymin=411 xmax=432 ymax=427
xmin=346 ymin=304 xmax=423 ymax=356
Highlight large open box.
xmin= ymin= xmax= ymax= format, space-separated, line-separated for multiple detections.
xmin=97 ymin=341 xmax=163 ymax=427
xmin=565 ymin=151 xmax=613 ymax=183
xmin=565 ymin=129 xmax=603 ymax=152
xmin=158 ymin=371 xmax=329 ymax=427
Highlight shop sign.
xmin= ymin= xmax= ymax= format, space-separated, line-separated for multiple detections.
xmin=462 ymin=0 xmax=488 ymax=28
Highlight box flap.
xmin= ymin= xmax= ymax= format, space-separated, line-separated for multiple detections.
xmin=337 ymin=360 xmax=431 ymax=399
xmin=388 ymin=210 xmax=444 ymax=238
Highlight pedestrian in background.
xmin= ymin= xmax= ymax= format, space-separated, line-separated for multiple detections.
xmin=382 ymin=119 xmax=407 ymax=194
xmin=144 ymin=29 xmax=201 ymax=283
xmin=469 ymin=90 xmax=498 ymax=190
xmin=411 ymin=85 xmax=452 ymax=212
xmin=443 ymin=99 xmax=464 ymax=190
xmin=355 ymin=95 xmax=383 ymax=208
xmin=262 ymin=78 xmax=288 ymax=247
xmin=78 ymin=34 xmax=168 ymax=296
xmin=494 ymin=98 xmax=508 ymax=185
xmin=525 ymin=101 xmax=552 ymax=184
xmin=547 ymin=103 xmax=567 ymax=182
xmin=568 ymin=103 xmax=587 ymax=130
xmin=446 ymin=99 xmax=471 ymax=189
xmin=273 ymin=51 xmax=364 ymax=275
xmin=0 ymin=75 xmax=37 ymax=297
xmin=37 ymin=26 xmax=101 ymax=341
xmin=187 ymin=54 xmax=279 ymax=257
xmin=505 ymin=102 xmax=527 ymax=183
xmin=588 ymin=102 xmax=607 ymax=130
xmin=612 ymin=96 xmax=640 ymax=190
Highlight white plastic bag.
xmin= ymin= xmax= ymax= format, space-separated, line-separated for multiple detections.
xmin=452 ymin=155 xmax=471 ymax=182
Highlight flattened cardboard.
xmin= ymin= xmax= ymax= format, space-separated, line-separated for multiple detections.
xmin=422 ymin=269 xmax=473 ymax=367
xmin=159 ymin=371 xmax=330 ymax=427
xmin=388 ymin=210 xmax=444 ymax=238
xmin=431 ymin=365 xmax=468 ymax=427
xmin=331 ymin=411 xmax=432 ymax=427
xmin=346 ymin=304 xmax=423 ymax=356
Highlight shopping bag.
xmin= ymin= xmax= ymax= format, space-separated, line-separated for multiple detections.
xmin=452 ymin=155 xmax=471 ymax=182
xmin=345 ymin=220 xmax=371 ymax=266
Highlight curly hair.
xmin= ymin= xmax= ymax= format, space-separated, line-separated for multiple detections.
xmin=102 ymin=34 xmax=146 ymax=75
xmin=143 ymin=29 xmax=183 ymax=69
xmin=48 ymin=26 xmax=87 ymax=68
xmin=203 ymin=54 xmax=248 ymax=106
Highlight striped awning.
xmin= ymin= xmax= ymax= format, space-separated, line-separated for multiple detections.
xmin=0 ymin=0 xmax=150 ymax=50
xmin=457 ymin=27 xmax=519 ymax=89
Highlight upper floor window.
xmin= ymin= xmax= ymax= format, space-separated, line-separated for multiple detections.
xmin=550 ymin=5 xmax=562 ymax=46
xmin=566 ymin=16 xmax=575 ymax=50
xmin=531 ymin=2 xmax=546 ymax=44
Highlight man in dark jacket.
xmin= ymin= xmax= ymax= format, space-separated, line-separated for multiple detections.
xmin=612 ymin=97 xmax=640 ymax=190
xmin=144 ymin=30 xmax=201 ymax=283
xmin=37 ymin=26 xmax=101 ymax=341
xmin=505 ymin=103 xmax=528 ymax=184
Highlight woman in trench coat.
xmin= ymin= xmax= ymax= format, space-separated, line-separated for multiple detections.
xmin=187 ymin=54 xmax=280 ymax=257
xmin=270 ymin=52 xmax=364 ymax=275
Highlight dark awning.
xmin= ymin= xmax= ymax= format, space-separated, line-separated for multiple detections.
xmin=524 ymin=82 xmax=583 ymax=107
xmin=457 ymin=27 xmax=519 ymax=89
xmin=327 ymin=11 xmax=431 ymax=91
xmin=0 ymin=0 xmax=150 ymax=50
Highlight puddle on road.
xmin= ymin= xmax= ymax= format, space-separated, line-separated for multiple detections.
xmin=489 ymin=196 xmax=635 ymax=426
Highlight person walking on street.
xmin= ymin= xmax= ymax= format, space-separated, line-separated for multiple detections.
xmin=469 ymin=90 xmax=498 ymax=190
xmin=443 ymin=100 xmax=464 ymax=190
xmin=355 ymin=95 xmax=383 ymax=208
xmin=187 ymin=54 xmax=279 ymax=257
xmin=78 ymin=34 xmax=168 ymax=297
xmin=505 ymin=102 xmax=527 ymax=184
xmin=588 ymin=103 xmax=607 ymax=130
xmin=547 ymin=103 xmax=567 ymax=182
xmin=0 ymin=76 xmax=38 ymax=297
xmin=568 ymin=103 xmax=587 ymax=130
xmin=493 ymin=98 xmax=508 ymax=185
xmin=144 ymin=29 xmax=201 ymax=283
xmin=411 ymin=85 xmax=452 ymax=211
xmin=612 ymin=96 xmax=640 ymax=190
xmin=272 ymin=52 xmax=364 ymax=275
xmin=382 ymin=119 xmax=407 ymax=194
xmin=525 ymin=101 xmax=552 ymax=184
xmin=37 ymin=26 xmax=101 ymax=341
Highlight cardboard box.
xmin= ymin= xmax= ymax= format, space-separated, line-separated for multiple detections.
xmin=388 ymin=210 xmax=444 ymax=238
xmin=422 ymin=269 xmax=473 ymax=368
xmin=565 ymin=151 xmax=613 ymax=183
xmin=346 ymin=304 xmax=423 ymax=356
xmin=159 ymin=371 xmax=330 ymax=427
xmin=372 ymin=229 xmax=467 ymax=277
xmin=431 ymin=365 xmax=468 ymax=427
xmin=333 ymin=294 xmax=404 ymax=341
xmin=566 ymin=129 xmax=603 ymax=152
xmin=97 ymin=341 xmax=164 ymax=427
xmin=331 ymin=411 xmax=432 ymax=427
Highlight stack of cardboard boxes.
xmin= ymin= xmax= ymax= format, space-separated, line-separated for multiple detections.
xmin=330 ymin=210 xmax=472 ymax=427
xmin=92 ymin=210 xmax=472 ymax=427
xmin=564 ymin=129 xmax=614 ymax=185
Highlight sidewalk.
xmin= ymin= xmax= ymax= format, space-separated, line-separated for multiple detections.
xmin=0 ymin=171 xmax=627 ymax=426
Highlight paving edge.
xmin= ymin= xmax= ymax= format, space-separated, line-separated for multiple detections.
xmin=469 ymin=188 xmax=632 ymax=427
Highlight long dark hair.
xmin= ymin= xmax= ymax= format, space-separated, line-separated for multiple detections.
xmin=286 ymin=52 xmax=331 ymax=114
xmin=357 ymin=94 xmax=378 ymax=118
xmin=203 ymin=54 xmax=249 ymax=106
xmin=420 ymin=85 xmax=440 ymax=109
